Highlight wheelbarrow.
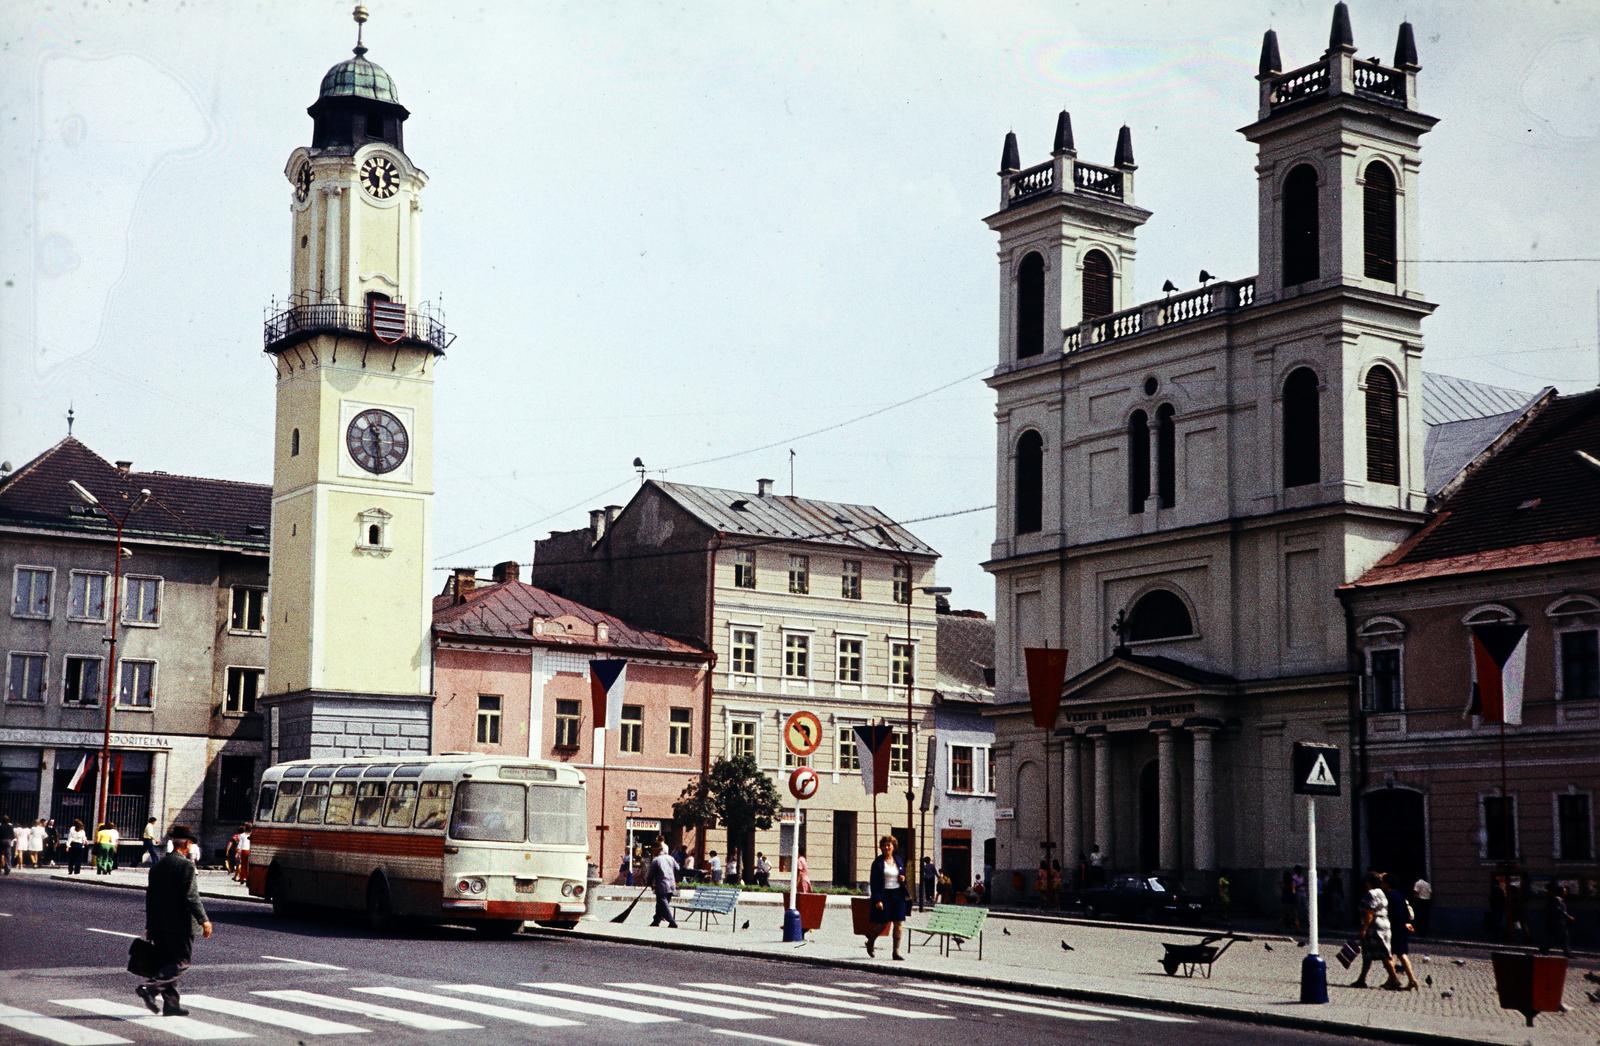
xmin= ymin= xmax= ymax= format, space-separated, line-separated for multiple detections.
xmin=1159 ymin=933 xmax=1250 ymax=978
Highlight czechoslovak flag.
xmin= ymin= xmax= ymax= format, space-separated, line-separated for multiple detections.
xmin=66 ymin=754 xmax=90 ymax=792
xmin=852 ymin=723 xmax=895 ymax=796
xmin=1469 ymin=623 xmax=1529 ymax=726
xmin=588 ymin=659 xmax=627 ymax=731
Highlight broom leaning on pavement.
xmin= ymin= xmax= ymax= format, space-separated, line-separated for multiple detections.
xmin=612 ymin=885 xmax=651 ymax=923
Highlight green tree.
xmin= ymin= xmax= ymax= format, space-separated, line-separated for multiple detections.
xmin=673 ymin=754 xmax=781 ymax=874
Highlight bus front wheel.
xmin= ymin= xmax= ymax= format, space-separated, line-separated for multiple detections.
xmin=365 ymin=876 xmax=394 ymax=933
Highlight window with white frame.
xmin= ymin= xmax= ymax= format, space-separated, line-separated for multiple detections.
xmin=63 ymin=656 xmax=101 ymax=707
xmin=893 ymin=563 xmax=911 ymax=605
xmin=890 ymin=729 xmax=910 ymax=775
xmin=6 ymin=653 xmax=46 ymax=703
xmin=837 ymin=725 xmax=860 ymax=771
xmin=118 ymin=659 xmax=156 ymax=708
xmin=12 ymin=567 xmax=52 ymax=618
xmin=1556 ymin=791 xmax=1593 ymax=861
xmin=788 ymin=554 xmax=810 ymax=595
xmin=554 ymin=699 xmax=581 ymax=749
xmin=619 ymin=704 xmax=643 ymax=753
xmin=890 ymin=641 xmax=915 ymax=687
xmin=730 ymin=628 xmax=758 ymax=675
xmin=225 ymin=667 xmax=264 ymax=715
xmin=985 ymin=748 xmax=996 ymax=794
xmin=728 ymin=717 xmax=758 ymax=760
xmin=1480 ymin=794 xmax=1518 ymax=861
xmin=841 ymin=559 xmax=861 ymax=600
xmin=230 ymin=587 xmax=266 ymax=633
xmin=836 ymin=637 xmax=863 ymax=684
xmin=122 ymin=576 xmax=161 ymax=626
xmin=1549 ymin=597 xmax=1600 ymax=701
xmin=669 ymin=707 xmax=692 ymax=756
xmin=783 ymin=741 xmax=811 ymax=769
xmin=1366 ymin=648 xmax=1403 ymax=712
xmin=357 ymin=507 xmax=392 ymax=552
xmin=949 ymin=744 xmax=975 ymax=793
xmin=733 ymin=549 xmax=756 ymax=589
xmin=783 ymin=633 xmax=810 ymax=679
xmin=68 ymin=571 xmax=107 ymax=621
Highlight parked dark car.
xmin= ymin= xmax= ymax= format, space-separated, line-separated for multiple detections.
xmin=1069 ymin=875 xmax=1204 ymax=922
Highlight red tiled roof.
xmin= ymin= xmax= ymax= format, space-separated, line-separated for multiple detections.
xmin=1350 ymin=537 xmax=1600 ymax=588
xmin=433 ymin=579 xmax=708 ymax=660
xmin=0 ymin=437 xmax=270 ymax=550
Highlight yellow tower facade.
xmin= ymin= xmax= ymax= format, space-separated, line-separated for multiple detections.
xmin=262 ymin=11 xmax=446 ymax=761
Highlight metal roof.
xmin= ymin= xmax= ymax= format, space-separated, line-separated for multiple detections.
xmin=651 ymin=481 xmax=939 ymax=557
xmin=1421 ymin=372 xmax=1537 ymax=426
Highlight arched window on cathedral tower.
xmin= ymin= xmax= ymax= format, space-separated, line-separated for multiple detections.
xmin=1126 ymin=589 xmax=1194 ymax=642
xmin=1363 ymin=162 xmax=1397 ymax=282
xmin=1282 ymin=368 xmax=1320 ymax=487
xmin=1014 ymin=430 xmax=1043 ymax=535
xmin=1082 ymin=250 xmax=1113 ymax=321
xmin=1016 ymin=252 xmax=1045 ymax=359
xmin=1155 ymin=404 xmax=1176 ymax=508
xmin=1282 ymin=164 xmax=1320 ymax=287
xmin=1365 ymin=364 xmax=1400 ymax=485
xmin=1127 ymin=410 xmax=1150 ymax=515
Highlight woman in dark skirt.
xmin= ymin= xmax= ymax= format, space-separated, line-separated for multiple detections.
xmin=868 ymin=835 xmax=910 ymax=960
xmin=1383 ymin=873 xmax=1420 ymax=989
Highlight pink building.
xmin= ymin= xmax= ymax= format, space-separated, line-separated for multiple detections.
xmin=432 ymin=563 xmax=712 ymax=877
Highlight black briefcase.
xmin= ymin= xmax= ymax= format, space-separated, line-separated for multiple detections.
xmin=127 ymin=937 xmax=159 ymax=978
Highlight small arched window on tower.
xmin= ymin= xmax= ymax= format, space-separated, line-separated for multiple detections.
xmin=1363 ymin=162 xmax=1397 ymax=282
xmin=1126 ymin=589 xmax=1194 ymax=642
xmin=1014 ymin=430 xmax=1044 ymax=535
xmin=290 ymin=428 xmax=300 ymax=457
xmin=1282 ymin=368 xmax=1320 ymax=487
xmin=1365 ymin=365 xmax=1400 ymax=485
xmin=1282 ymin=164 xmax=1320 ymax=287
xmin=1082 ymin=250 xmax=1114 ymax=321
xmin=1155 ymin=404 xmax=1176 ymax=509
xmin=1016 ymin=252 xmax=1045 ymax=359
xmin=1127 ymin=410 xmax=1150 ymax=515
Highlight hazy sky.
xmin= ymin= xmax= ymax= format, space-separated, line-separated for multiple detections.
xmin=3 ymin=1 xmax=1597 ymax=616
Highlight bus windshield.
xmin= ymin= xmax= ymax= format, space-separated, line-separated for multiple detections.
xmin=529 ymin=783 xmax=585 ymax=846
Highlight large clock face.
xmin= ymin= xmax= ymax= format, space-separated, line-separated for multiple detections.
xmin=345 ymin=409 xmax=410 ymax=475
xmin=294 ymin=161 xmax=312 ymax=202
xmin=360 ymin=155 xmax=400 ymax=200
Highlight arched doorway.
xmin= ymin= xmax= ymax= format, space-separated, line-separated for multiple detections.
xmin=1364 ymin=788 xmax=1426 ymax=888
xmin=1139 ymin=761 xmax=1160 ymax=872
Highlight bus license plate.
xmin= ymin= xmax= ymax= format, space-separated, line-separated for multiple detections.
xmin=515 ymin=878 xmax=537 ymax=894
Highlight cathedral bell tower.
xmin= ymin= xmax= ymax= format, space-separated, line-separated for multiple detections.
xmin=261 ymin=6 xmax=449 ymax=762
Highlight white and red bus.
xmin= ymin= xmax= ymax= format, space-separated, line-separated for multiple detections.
xmin=248 ymin=754 xmax=588 ymax=936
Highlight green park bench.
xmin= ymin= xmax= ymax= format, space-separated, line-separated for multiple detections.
xmin=673 ymin=885 xmax=741 ymax=932
xmin=908 ymin=903 xmax=989 ymax=959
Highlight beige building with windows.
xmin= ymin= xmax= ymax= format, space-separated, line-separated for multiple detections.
xmin=532 ymin=479 xmax=939 ymax=886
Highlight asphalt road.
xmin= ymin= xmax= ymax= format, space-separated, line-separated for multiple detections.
xmin=0 ymin=875 xmax=1361 ymax=1045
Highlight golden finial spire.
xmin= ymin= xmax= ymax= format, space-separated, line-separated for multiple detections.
xmin=352 ymin=5 xmax=370 ymax=57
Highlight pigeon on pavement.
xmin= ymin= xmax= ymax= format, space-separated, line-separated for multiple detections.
xmin=1002 ymin=927 xmax=1012 ymax=936
xmin=1424 ymin=975 xmax=1433 ymax=987
xmin=1441 ymin=990 xmax=1454 ymax=999
xmin=1263 ymin=942 xmax=1274 ymax=952
xmin=741 ymin=920 xmax=750 ymax=930
xmin=1452 ymin=958 xmax=1467 ymax=966
xmin=1295 ymin=940 xmax=1305 ymax=948
xmin=1061 ymin=940 xmax=1075 ymax=951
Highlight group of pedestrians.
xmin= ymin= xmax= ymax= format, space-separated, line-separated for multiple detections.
xmin=1350 ymin=870 xmax=1421 ymax=991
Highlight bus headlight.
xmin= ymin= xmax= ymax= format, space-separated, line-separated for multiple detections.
xmin=457 ymin=877 xmax=486 ymax=895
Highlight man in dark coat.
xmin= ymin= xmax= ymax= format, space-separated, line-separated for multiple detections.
xmin=136 ymin=824 xmax=212 ymax=1016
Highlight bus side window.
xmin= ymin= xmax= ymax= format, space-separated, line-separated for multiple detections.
xmin=297 ymin=781 xmax=330 ymax=824
xmin=414 ymin=782 xmax=451 ymax=830
xmin=272 ymin=780 xmax=302 ymax=823
xmin=256 ymin=784 xmax=277 ymax=822
xmin=353 ymin=781 xmax=387 ymax=826
xmin=324 ymin=781 xmax=356 ymax=825
xmin=384 ymin=781 xmax=419 ymax=828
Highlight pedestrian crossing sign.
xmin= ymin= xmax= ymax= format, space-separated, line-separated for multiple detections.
xmin=1291 ymin=742 xmax=1341 ymax=797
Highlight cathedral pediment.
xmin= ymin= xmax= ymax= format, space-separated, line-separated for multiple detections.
xmin=1060 ymin=650 xmax=1234 ymax=706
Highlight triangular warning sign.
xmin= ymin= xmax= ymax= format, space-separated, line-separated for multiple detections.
xmin=1305 ymin=753 xmax=1336 ymax=788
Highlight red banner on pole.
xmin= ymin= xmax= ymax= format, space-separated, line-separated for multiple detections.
xmin=1024 ymin=647 xmax=1070 ymax=729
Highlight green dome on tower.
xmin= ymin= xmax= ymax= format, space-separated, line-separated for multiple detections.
xmin=318 ymin=53 xmax=399 ymax=104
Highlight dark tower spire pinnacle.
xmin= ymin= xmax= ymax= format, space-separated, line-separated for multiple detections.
xmin=1000 ymin=131 xmax=1020 ymax=174
xmin=352 ymin=4 xmax=369 ymax=58
xmin=1053 ymin=110 xmax=1075 ymax=154
xmin=1394 ymin=21 xmax=1419 ymax=69
xmin=1113 ymin=125 xmax=1135 ymax=170
xmin=1327 ymin=2 xmax=1355 ymax=54
xmin=1258 ymin=29 xmax=1282 ymax=77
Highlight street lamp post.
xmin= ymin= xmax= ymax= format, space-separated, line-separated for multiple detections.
xmin=68 ymin=480 xmax=150 ymax=829
xmin=906 ymin=577 xmax=951 ymax=912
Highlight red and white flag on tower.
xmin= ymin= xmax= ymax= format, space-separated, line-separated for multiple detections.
xmin=66 ymin=754 xmax=90 ymax=792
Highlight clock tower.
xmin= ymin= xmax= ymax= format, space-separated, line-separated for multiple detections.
xmin=261 ymin=7 xmax=448 ymax=761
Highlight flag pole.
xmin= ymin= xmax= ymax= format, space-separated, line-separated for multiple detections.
xmin=1500 ymin=717 xmax=1511 ymax=936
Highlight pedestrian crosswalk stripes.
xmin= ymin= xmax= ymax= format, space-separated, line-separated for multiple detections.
xmin=686 ymin=982 xmax=952 ymax=1020
xmin=52 ymin=1000 xmax=250 ymax=1041
xmin=250 ymin=991 xmax=479 ymax=1032
xmin=438 ymin=984 xmax=678 ymax=1023
xmin=5 ymin=978 xmax=1190 ymax=1042
xmin=180 ymin=997 xmax=367 ymax=1036
xmin=0 ymin=1003 xmax=130 ymax=1046
xmin=348 ymin=987 xmax=579 ymax=1028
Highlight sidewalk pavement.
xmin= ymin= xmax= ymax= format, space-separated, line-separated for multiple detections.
xmin=27 ymin=865 xmax=1600 ymax=1045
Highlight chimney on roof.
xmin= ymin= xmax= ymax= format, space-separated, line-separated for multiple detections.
xmin=756 ymin=478 xmax=774 ymax=497
xmin=492 ymin=560 xmax=520 ymax=583
xmin=531 ymin=616 xmax=547 ymax=635
xmin=604 ymin=504 xmax=622 ymax=526
xmin=452 ymin=567 xmax=477 ymax=604
xmin=596 ymin=622 xmax=610 ymax=644
xmin=589 ymin=508 xmax=607 ymax=542
xmin=115 ymin=461 xmax=132 ymax=476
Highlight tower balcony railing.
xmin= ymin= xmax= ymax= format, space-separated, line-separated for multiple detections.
xmin=1005 ymin=158 xmax=1127 ymax=209
xmin=262 ymin=300 xmax=452 ymax=355
xmin=1062 ymin=276 xmax=1257 ymax=355
xmin=1267 ymin=54 xmax=1410 ymax=114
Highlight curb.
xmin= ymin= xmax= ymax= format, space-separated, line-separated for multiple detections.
xmin=519 ymin=923 xmax=1508 ymax=1046
xmin=47 ymin=873 xmax=269 ymax=905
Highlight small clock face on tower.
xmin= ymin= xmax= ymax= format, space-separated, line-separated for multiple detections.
xmin=345 ymin=408 xmax=410 ymax=475
xmin=360 ymin=155 xmax=400 ymax=200
xmin=294 ymin=161 xmax=312 ymax=202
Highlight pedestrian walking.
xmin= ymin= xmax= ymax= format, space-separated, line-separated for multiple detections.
xmin=142 ymin=818 xmax=160 ymax=866
xmin=795 ymin=853 xmax=812 ymax=894
xmin=234 ymin=825 xmax=251 ymax=884
xmin=708 ymin=850 xmax=723 ymax=885
xmin=754 ymin=852 xmax=771 ymax=887
xmin=1383 ymin=873 xmax=1420 ymax=990
xmin=11 ymin=819 xmax=27 ymax=869
xmin=135 ymin=824 xmax=213 ymax=1017
xmin=727 ymin=850 xmax=741 ymax=886
xmin=919 ymin=855 xmax=936 ymax=905
xmin=27 ymin=820 xmax=45 ymax=868
xmin=619 ymin=853 xmax=632 ymax=887
xmin=866 ymin=835 xmax=909 ymax=960
xmin=1291 ymin=865 xmax=1308 ymax=931
xmin=646 ymin=840 xmax=678 ymax=928
xmin=94 ymin=821 xmax=117 ymax=874
xmin=1350 ymin=871 xmax=1403 ymax=990
xmin=45 ymin=820 xmax=59 ymax=867
xmin=66 ymin=819 xmax=88 ymax=875
xmin=1410 ymin=875 xmax=1432 ymax=937
xmin=1542 ymin=882 xmax=1574 ymax=958
xmin=0 ymin=815 xmax=13 ymax=873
